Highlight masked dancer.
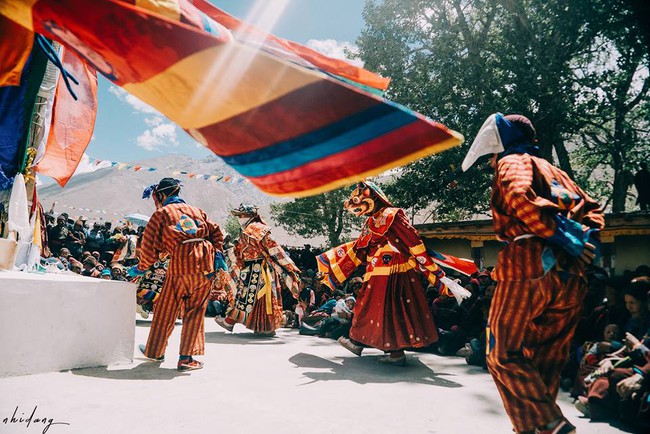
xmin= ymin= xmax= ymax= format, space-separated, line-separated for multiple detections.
xmin=214 ymin=205 xmax=300 ymax=337
xmin=317 ymin=182 xmax=469 ymax=365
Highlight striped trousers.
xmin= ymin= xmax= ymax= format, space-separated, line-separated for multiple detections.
xmin=144 ymin=274 xmax=211 ymax=359
xmin=486 ymin=270 xmax=586 ymax=433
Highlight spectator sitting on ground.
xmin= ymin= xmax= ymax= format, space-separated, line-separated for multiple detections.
xmin=577 ymin=321 xmax=650 ymax=432
xmin=82 ymin=257 xmax=101 ymax=278
xmin=623 ymin=279 xmax=650 ymax=339
xmin=110 ymin=263 xmax=127 ymax=281
xmin=86 ymin=222 xmax=105 ymax=254
xmin=571 ymin=324 xmax=624 ymax=398
xmin=319 ymin=296 xmax=356 ymax=340
xmin=57 ymin=247 xmax=72 ymax=269
xmin=69 ymin=258 xmax=83 ymax=274
xmin=295 ymin=286 xmax=316 ymax=326
xmin=66 ymin=220 xmax=86 ymax=259
xmin=48 ymin=215 xmax=69 ymax=257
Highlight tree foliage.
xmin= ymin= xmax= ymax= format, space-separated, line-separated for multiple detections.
xmin=270 ymin=188 xmax=362 ymax=248
xmin=355 ymin=0 xmax=649 ymax=218
xmin=223 ymin=215 xmax=241 ymax=241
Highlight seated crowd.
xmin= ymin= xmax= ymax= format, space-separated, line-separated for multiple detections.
xmin=43 ymin=211 xmax=143 ymax=281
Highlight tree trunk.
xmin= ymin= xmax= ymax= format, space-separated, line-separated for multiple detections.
xmin=553 ymin=139 xmax=575 ymax=179
xmin=611 ymin=168 xmax=630 ymax=213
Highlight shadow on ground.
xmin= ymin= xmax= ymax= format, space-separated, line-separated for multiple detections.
xmin=205 ymin=331 xmax=284 ymax=345
xmin=68 ymin=361 xmax=189 ymax=380
xmin=289 ymin=352 xmax=463 ymax=387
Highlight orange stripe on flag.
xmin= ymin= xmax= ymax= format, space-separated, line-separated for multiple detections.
xmin=191 ymin=0 xmax=390 ymax=92
xmin=0 ymin=15 xmax=34 ymax=87
xmin=34 ymin=49 xmax=98 ymax=186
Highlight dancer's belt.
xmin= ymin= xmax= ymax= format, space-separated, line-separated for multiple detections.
xmin=182 ymin=238 xmax=206 ymax=244
xmin=513 ymin=234 xmax=536 ymax=242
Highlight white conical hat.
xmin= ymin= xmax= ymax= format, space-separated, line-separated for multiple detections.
xmin=461 ymin=113 xmax=504 ymax=171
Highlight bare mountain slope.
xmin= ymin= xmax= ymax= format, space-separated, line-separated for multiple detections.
xmin=38 ymin=154 xmax=324 ymax=246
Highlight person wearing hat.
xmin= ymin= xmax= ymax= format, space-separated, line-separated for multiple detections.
xmin=317 ymin=181 xmax=469 ymax=366
xmin=133 ymin=178 xmax=225 ymax=371
xmin=214 ymin=204 xmax=300 ymax=337
xmin=48 ymin=215 xmax=70 ymax=257
xmin=462 ymin=113 xmax=605 ymax=434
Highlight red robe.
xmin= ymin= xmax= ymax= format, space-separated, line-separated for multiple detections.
xmin=319 ymin=207 xmax=445 ymax=351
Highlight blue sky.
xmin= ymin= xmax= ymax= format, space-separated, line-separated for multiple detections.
xmin=85 ymin=0 xmax=367 ymax=170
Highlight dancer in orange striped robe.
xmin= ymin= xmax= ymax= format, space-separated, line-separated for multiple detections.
xmin=462 ymin=114 xmax=604 ymax=434
xmin=133 ymin=178 xmax=224 ymax=371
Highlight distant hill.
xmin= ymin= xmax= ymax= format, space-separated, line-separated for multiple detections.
xmin=38 ymin=154 xmax=324 ymax=247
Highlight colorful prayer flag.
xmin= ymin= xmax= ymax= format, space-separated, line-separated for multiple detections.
xmin=34 ymin=48 xmax=98 ymax=187
xmin=1 ymin=0 xmax=463 ymax=196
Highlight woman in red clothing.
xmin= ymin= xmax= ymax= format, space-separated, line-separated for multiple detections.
xmin=318 ymin=182 xmax=462 ymax=365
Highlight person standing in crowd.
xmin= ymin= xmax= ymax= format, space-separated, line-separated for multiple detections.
xmin=48 ymin=215 xmax=69 ymax=257
xmin=214 ymin=205 xmax=300 ymax=337
xmin=462 ymin=113 xmax=605 ymax=434
xmin=317 ymin=182 xmax=468 ymax=365
xmin=66 ymin=220 xmax=86 ymax=259
xmin=131 ymin=178 xmax=224 ymax=371
xmin=85 ymin=222 xmax=105 ymax=256
xmin=634 ymin=162 xmax=650 ymax=211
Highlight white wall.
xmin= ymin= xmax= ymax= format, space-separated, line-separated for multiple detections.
xmin=0 ymin=271 xmax=135 ymax=377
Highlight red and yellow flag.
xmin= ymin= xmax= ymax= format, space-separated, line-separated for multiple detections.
xmin=1 ymin=0 xmax=463 ymax=196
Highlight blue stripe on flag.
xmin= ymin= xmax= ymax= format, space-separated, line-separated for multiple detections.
xmin=222 ymin=104 xmax=416 ymax=177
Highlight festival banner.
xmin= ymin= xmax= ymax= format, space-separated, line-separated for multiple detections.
xmin=0 ymin=37 xmax=48 ymax=190
xmin=0 ymin=0 xmax=463 ymax=197
xmin=34 ymin=48 xmax=98 ymax=187
xmin=0 ymin=15 xmax=33 ymax=87
xmin=88 ymin=157 xmax=249 ymax=184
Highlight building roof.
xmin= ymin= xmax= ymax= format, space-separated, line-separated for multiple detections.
xmin=416 ymin=212 xmax=650 ymax=242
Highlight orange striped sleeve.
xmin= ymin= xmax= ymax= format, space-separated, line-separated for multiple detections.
xmin=138 ymin=209 xmax=165 ymax=270
xmin=497 ymin=156 xmax=556 ymax=239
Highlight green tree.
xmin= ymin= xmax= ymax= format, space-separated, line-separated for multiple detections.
xmin=356 ymin=0 xmax=644 ymax=218
xmin=270 ymin=188 xmax=361 ymax=248
xmin=223 ymin=215 xmax=241 ymax=240
xmin=570 ymin=1 xmax=650 ymax=212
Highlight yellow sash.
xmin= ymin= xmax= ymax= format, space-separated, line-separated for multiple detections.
xmin=256 ymin=261 xmax=273 ymax=314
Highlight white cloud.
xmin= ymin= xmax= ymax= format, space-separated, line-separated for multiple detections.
xmin=144 ymin=116 xmax=164 ymax=127
xmin=108 ymin=85 xmax=158 ymax=115
xmin=136 ymin=122 xmax=179 ymax=151
xmin=305 ymin=39 xmax=364 ymax=67
xmin=109 ymin=85 xmax=179 ymax=152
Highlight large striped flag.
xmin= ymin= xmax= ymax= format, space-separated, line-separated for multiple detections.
xmin=0 ymin=0 xmax=464 ymax=197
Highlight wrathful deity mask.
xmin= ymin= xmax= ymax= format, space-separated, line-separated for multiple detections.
xmin=344 ymin=181 xmax=392 ymax=217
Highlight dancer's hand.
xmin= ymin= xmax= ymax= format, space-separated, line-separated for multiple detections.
xmin=579 ymin=241 xmax=596 ymax=264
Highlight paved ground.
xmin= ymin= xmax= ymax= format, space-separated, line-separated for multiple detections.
xmin=0 ymin=318 xmax=630 ymax=434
